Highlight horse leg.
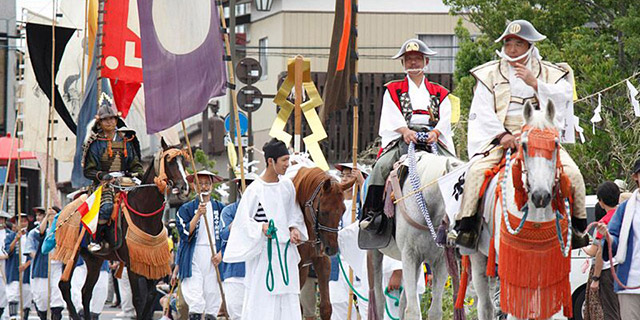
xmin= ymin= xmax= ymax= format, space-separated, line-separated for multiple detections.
xmin=59 ymin=265 xmax=80 ymax=320
xmin=400 ymin=252 xmax=422 ymax=320
xmin=313 ymin=256 xmax=332 ymax=320
xmin=81 ymin=258 xmax=103 ymax=320
xmin=469 ymin=253 xmax=494 ymax=320
xmin=127 ymin=269 xmax=144 ymax=320
xmin=141 ymin=278 xmax=158 ymax=320
xmin=427 ymin=258 xmax=447 ymax=320
xmin=368 ymin=249 xmax=385 ymax=320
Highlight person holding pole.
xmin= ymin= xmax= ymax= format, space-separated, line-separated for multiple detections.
xmin=176 ymin=170 xmax=226 ymax=320
xmin=360 ymin=38 xmax=455 ymax=239
xmin=0 ymin=210 xmax=12 ymax=317
xmin=223 ymin=138 xmax=307 ymax=320
xmin=4 ymin=213 xmax=32 ymax=320
xmin=27 ymin=207 xmax=64 ymax=320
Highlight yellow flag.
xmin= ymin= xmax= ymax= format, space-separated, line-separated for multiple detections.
xmin=449 ymin=94 xmax=461 ymax=123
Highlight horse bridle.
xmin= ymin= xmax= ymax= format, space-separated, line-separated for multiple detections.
xmin=153 ymin=148 xmax=190 ymax=193
xmin=304 ymin=180 xmax=340 ymax=252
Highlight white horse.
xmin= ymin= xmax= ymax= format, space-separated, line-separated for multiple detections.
xmin=469 ymin=101 xmax=574 ymax=320
xmin=369 ymin=151 xmax=464 ymax=320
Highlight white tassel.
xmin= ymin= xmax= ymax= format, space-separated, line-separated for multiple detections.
xmin=626 ymin=80 xmax=640 ymax=117
xmin=590 ymin=93 xmax=603 ymax=134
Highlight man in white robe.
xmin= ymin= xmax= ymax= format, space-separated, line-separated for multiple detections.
xmin=454 ymin=19 xmax=587 ymax=248
xmin=360 ymin=38 xmax=455 ymax=242
xmin=223 ymin=138 xmax=308 ymax=320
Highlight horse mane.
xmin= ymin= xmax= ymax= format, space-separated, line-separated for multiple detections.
xmin=292 ymin=167 xmax=340 ymax=206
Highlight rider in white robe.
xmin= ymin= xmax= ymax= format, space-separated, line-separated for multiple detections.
xmin=223 ymin=139 xmax=308 ymax=320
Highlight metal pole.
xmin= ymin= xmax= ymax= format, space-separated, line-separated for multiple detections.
xmin=216 ymin=0 xmax=246 ymax=192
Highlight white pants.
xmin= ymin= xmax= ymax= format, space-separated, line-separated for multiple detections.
xmin=223 ymin=279 xmax=245 ymax=320
xmin=181 ymin=245 xmax=222 ymax=315
xmin=117 ymin=267 xmax=135 ymax=316
xmin=71 ymin=264 xmax=110 ymax=313
xmin=242 ymin=293 xmax=301 ymax=320
xmin=5 ymin=282 xmax=31 ymax=309
xmin=31 ymin=265 xmax=65 ymax=311
xmin=329 ymin=260 xmax=358 ymax=320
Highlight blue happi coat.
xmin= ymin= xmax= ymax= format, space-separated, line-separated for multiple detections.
xmin=220 ymin=202 xmax=245 ymax=281
xmin=4 ymin=230 xmax=31 ymax=283
xmin=176 ymin=198 xmax=226 ymax=279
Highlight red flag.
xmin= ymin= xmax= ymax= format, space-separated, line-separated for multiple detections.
xmin=319 ymin=0 xmax=357 ymax=122
xmin=101 ymin=0 xmax=143 ymax=117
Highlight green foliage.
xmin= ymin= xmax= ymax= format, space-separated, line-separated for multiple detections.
xmin=445 ymin=1 xmax=640 ymax=192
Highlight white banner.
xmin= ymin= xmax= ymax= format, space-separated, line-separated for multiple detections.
xmin=437 ymin=160 xmax=475 ymax=223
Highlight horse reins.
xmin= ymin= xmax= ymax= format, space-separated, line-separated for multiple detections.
xmin=154 ymin=148 xmax=190 ymax=194
xmin=304 ymin=180 xmax=340 ymax=252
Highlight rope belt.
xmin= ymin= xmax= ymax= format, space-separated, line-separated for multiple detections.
xmin=407 ymin=131 xmax=440 ymax=245
xmin=265 ymin=219 xmax=291 ymax=292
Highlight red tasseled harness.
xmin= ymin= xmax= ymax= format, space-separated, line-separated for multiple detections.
xmin=458 ymin=125 xmax=575 ymax=319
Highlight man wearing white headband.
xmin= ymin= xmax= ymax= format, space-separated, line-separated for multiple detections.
xmin=176 ymin=170 xmax=226 ymax=320
xmin=360 ymin=38 xmax=455 ymax=245
xmin=455 ymin=20 xmax=587 ymax=248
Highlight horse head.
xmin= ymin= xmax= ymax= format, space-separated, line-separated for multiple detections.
xmin=294 ymin=167 xmax=350 ymax=257
xmin=517 ymin=100 xmax=562 ymax=210
xmin=155 ymin=138 xmax=190 ymax=201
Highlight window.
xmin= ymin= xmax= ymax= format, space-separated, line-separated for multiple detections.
xmin=259 ymin=37 xmax=268 ymax=79
xmin=418 ymin=34 xmax=458 ymax=74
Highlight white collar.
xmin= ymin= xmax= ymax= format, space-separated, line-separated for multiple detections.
xmin=407 ymin=75 xmax=425 ymax=89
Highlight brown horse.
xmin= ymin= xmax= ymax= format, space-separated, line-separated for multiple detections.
xmin=58 ymin=139 xmax=190 ymax=320
xmin=293 ymin=167 xmax=355 ymax=320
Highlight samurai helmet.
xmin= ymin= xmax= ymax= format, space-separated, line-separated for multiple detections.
xmin=96 ymin=93 xmax=120 ymax=120
xmin=495 ymin=20 xmax=546 ymax=43
xmin=392 ymin=38 xmax=437 ymax=59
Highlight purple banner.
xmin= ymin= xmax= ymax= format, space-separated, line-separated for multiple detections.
xmin=138 ymin=0 xmax=227 ymax=134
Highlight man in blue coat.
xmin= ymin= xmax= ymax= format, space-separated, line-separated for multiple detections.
xmin=220 ymin=173 xmax=258 ymax=319
xmin=600 ymin=159 xmax=640 ymax=319
xmin=28 ymin=207 xmax=64 ymax=320
xmin=4 ymin=213 xmax=32 ymax=320
xmin=176 ymin=170 xmax=226 ymax=320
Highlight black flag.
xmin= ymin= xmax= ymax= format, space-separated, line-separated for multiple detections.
xmin=26 ymin=23 xmax=77 ymax=134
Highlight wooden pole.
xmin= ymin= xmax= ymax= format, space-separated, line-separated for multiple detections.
xmin=180 ymin=121 xmax=229 ymax=320
xmin=215 ymin=0 xmax=246 ymax=191
xmin=347 ymin=0 xmax=359 ymax=318
xmin=79 ymin=0 xmax=90 ymax=99
xmin=17 ymin=120 xmax=23 ymax=320
xmin=45 ymin=2 xmax=59 ymax=316
xmin=294 ymin=56 xmax=304 ymax=153
xmin=96 ymin=0 xmax=105 ymax=102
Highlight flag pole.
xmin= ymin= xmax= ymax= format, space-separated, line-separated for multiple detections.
xmin=215 ymin=0 xmax=246 ymax=191
xmin=180 ymin=121 xmax=229 ymax=320
xmin=347 ymin=0 xmax=359 ymax=318
xmin=44 ymin=1 xmax=59 ymax=317
xmin=79 ymin=0 xmax=90 ymax=99
xmin=294 ymin=56 xmax=304 ymax=153
xmin=96 ymin=0 xmax=104 ymax=103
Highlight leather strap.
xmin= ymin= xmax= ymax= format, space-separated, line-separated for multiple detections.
xmin=389 ymin=169 xmax=430 ymax=231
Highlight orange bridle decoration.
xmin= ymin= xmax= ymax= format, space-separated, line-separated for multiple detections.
xmin=154 ymin=148 xmax=190 ymax=194
xmin=512 ymin=125 xmax=572 ymax=211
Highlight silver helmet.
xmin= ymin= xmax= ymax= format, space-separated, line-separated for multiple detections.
xmin=392 ymin=39 xmax=437 ymax=59
xmin=495 ymin=20 xmax=546 ymax=43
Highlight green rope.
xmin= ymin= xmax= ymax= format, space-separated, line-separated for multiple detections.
xmin=337 ymin=253 xmax=403 ymax=320
xmin=384 ymin=287 xmax=403 ymax=320
xmin=337 ymin=254 xmax=368 ymax=301
xmin=265 ymin=219 xmax=291 ymax=292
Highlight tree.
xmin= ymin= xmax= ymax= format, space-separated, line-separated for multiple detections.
xmin=445 ymin=0 xmax=640 ymax=192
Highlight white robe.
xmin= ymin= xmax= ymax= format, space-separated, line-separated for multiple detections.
xmin=223 ymin=176 xmax=308 ymax=320
xmin=379 ymin=76 xmax=455 ymax=154
xmin=467 ymin=61 xmax=574 ymax=157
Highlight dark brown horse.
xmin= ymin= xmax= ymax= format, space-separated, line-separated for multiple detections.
xmin=293 ymin=167 xmax=355 ymax=320
xmin=58 ymin=139 xmax=190 ymax=320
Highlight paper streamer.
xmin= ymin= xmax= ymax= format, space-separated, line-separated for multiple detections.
xmin=227 ymin=137 xmax=238 ymax=175
xmin=449 ymin=94 xmax=461 ymax=123
xmin=626 ymin=80 xmax=640 ymax=117
xmin=270 ymin=58 xmax=329 ymax=171
xmin=573 ymin=115 xmax=585 ymax=143
xmin=590 ymin=93 xmax=602 ymax=134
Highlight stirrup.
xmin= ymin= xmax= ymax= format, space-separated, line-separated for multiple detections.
xmin=455 ymin=229 xmax=479 ymax=249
